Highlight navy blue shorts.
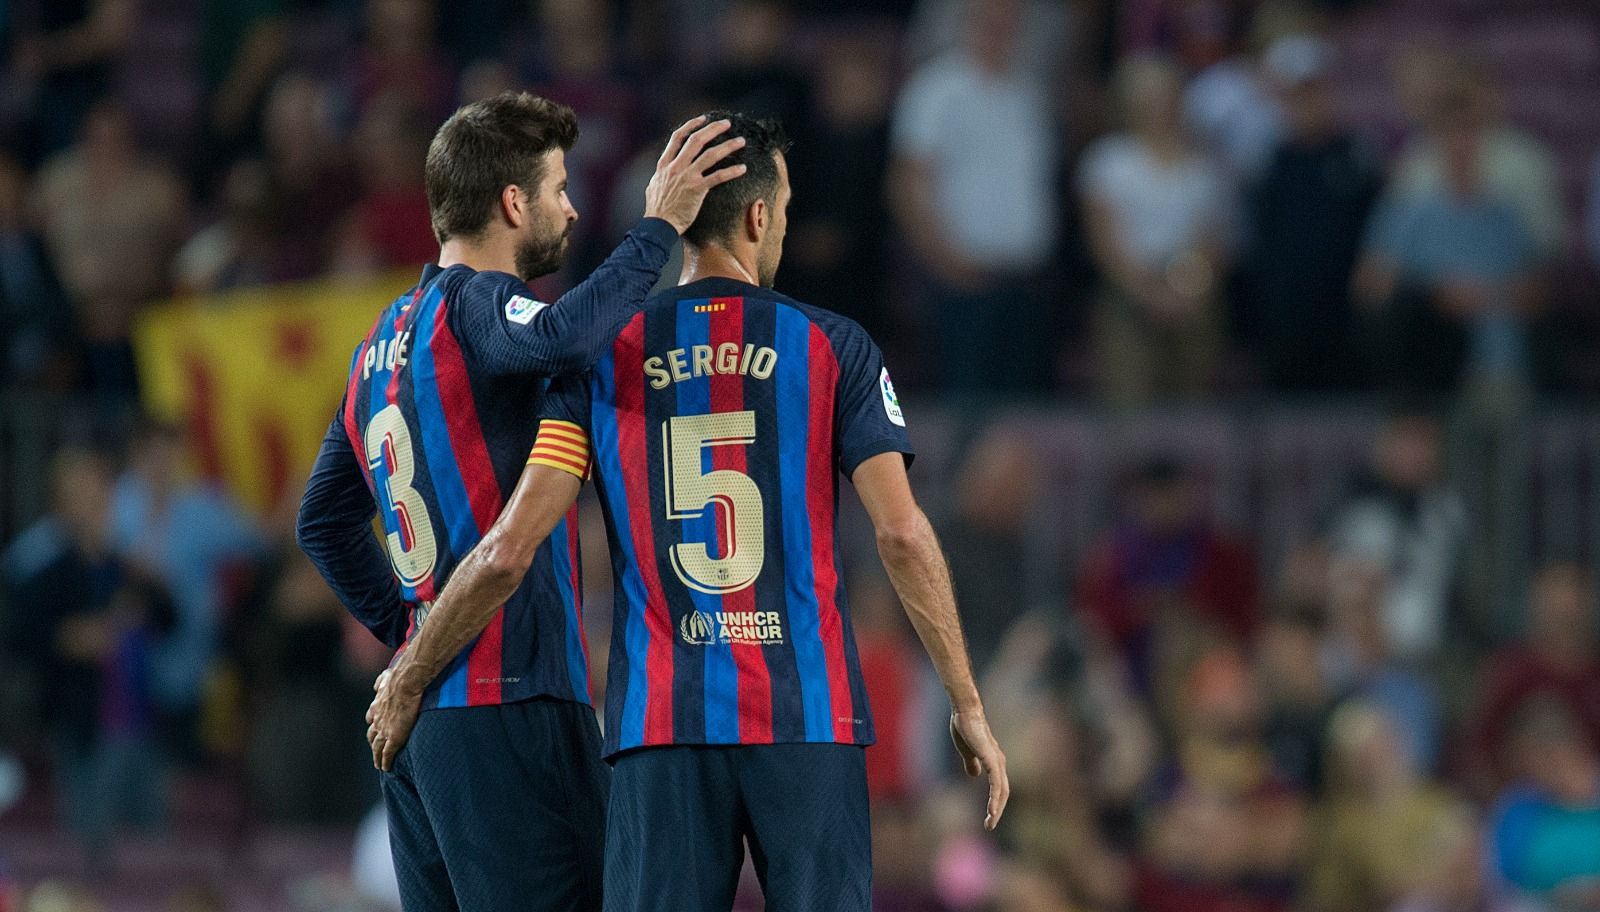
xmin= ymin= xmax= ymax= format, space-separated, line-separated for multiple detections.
xmin=604 ymin=743 xmax=871 ymax=912
xmin=381 ymin=698 xmax=609 ymax=911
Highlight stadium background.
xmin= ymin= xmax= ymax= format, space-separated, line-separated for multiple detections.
xmin=3 ymin=0 xmax=1600 ymax=909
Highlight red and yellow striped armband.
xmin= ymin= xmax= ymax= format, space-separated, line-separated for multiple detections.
xmin=527 ymin=419 xmax=591 ymax=481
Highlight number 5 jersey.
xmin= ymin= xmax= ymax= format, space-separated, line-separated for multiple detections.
xmin=531 ymin=276 xmax=914 ymax=758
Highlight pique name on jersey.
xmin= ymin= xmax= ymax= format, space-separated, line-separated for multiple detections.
xmin=644 ymin=344 xmax=777 ymax=390
xmin=362 ymin=330 xmax=412 ymax=380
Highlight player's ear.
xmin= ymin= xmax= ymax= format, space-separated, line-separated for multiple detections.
xmin=500 ymin=185 xmax=525 ymax=229
xmin=745 ymin=198 xmax=767 ymax=244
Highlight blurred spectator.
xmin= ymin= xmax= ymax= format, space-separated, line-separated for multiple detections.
xmin=257 ymin=72 xmax=360 ymax=283
xmin=243 ymin=549 xmax=373 ymax=823
xmin=1243 ymin=35 xmax=1382 ymax=393
xmin=0 ymin=155 xmax=76 ymax=389
xmin=698 ymin=0 xmax=811 ymax=140
xmin=1079 ymin=53 xmax=1232 ymax=406
xmin=173 ymin=158 xmax=279 ymax=295
xmin=1180 ymin=4 xmax=1303 ymax=182
xmin=1389 ymin=817 xmax=1500 ymax=912
xmin=1305 ymin=702 xmax=1474 ymax=912
xmin=1486 ymin=699 xmax=1600 ymax=907
xmin=1390 ymin=58 xmax=1565 ymax=263
xmin=1354 ymin=80 xmax=1543 ymax=394
xmin=851 ymin=576 xmax=931 ymax=802
xmin=890 ymin=0 xmax=1058 ymax=393
xmin=109 ymin=419 xmax=263 ymax=761
xmin=1462 ymin=563 xmax=1600 ymax=800
xmin=1324 ymin=409 xmax=1466 ymax=662
xmin=32 ymin=102 xmax=188 ymax=396
xmin=1074 ymin=457 xmax=1258 ymax=699
xmin=521 ymin=0 xmax=639 ymax=275
xmin=780 ymin=32 xmax=896 ymax=341
xmin=1256 ymin=600 xmax=1339 ymax=793
xmin=903 ymin=0 xmax=1072 ymax=75
xmin=352 ymin=0 xmax=454 ymax=121
xmin=7 ymin=0 xmax=135 ymax=161
xmin=872 ymin=801 xmax=943 ymax=912
xmin=998 ymin=691 xmax=1134 ymax=912
xmin=941 ymin=426 xmax=1044 ymax=670
xmin=1137 ymin=648 xmax=1304 ymax=912
xmin=330 ymin=95 xmax=437 ymax=277
xmin=1322 ymin=555 xmax=1444 ymax=773
xmin=1 ymin=448 xmax=172 ymax=854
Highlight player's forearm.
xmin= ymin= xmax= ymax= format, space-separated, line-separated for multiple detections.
xmin=875 ymin=511 xmax=982 ymax=711
xmin=388 ymin=537 xmax=527 ymax=694
xmin=390 ymin=467 xmax=582 ymax=696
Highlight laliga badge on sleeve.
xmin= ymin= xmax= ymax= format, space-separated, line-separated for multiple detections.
xmin=505 ymin=294 xmax=551 ymax=325
xmin=880 ymin=367 xmax=905 ymax=427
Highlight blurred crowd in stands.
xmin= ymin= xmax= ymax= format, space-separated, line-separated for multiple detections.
xmin=2 ymin=0 xmax=1600 ymax=909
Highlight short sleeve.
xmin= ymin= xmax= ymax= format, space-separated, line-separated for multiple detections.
xmin=529 ymin=373 xmax=595 ymax=481
xmin=539 ymin=372 xmax=593 ymax=429
xmin=833 ymin=329 xmax=914 ymax=479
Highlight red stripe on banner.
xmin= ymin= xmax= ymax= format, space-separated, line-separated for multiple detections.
xmin=566 ymin=502 xmax=590 ymax=699
xmin=431 ymin=300 xmax=507 ymax=705
xmin=710 ymin=301 xmax=773 ymax=743
xmin=614 ymin=315 xmax=675 ymax=743
xmin=807 ymin=325 xmax=854 ymax=741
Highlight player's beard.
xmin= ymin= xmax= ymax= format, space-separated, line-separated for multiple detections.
xmin=515 ymin=223 xmax=571 ymax=281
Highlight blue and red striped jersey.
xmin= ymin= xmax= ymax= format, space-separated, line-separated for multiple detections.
xmin=298 ymin=218 xmax=680 ymax=712
xmin=538 ymin=276 xmax=914 ymax=757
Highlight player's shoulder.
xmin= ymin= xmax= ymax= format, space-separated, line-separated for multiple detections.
xmin=769 ymin=290 xmax=880 ymax=359
xmin=445 ymin=265 xmax=549 ymax=324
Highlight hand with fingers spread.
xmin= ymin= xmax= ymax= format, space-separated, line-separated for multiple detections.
xmin=951 ymin=706 xmax=1010 ymax=831
xmin=644 ymin=115 xmax=750 ymax=235
xmin=367 ymin=662 xmax=423 ymax=772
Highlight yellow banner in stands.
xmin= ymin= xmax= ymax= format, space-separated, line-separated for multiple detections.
xmin=134 ymin=274 xmax=412 ymax=515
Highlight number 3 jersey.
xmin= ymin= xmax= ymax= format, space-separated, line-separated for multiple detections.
xmin=533 ymin=277 xmax=914 ymax=758
xmin=299 ymin=218 xmax=681 ymax=714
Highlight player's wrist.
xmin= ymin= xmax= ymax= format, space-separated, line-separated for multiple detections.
xmin=389 ymin=654 xmax=429 ymax=699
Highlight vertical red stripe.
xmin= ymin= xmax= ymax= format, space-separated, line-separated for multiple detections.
xmin=807 ymin=326 xmax=854 ymax=741
xmin=710 ymin=301 xmax=774 ymax=743
xmin=431 ymin=302 xmax=507 ymax=704
xmin=567 ymin=502 xmax=591 ymax=698
xmin=342 ymin=341 xmax=369 ymax=481
xmin=614 ymin=316 xmax=675 ymax=743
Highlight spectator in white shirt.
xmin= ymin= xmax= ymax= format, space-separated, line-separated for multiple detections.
xmin=889 ymin=0 xmax=1059 ymax=394
xmin=1079 ymin=53 xmax=1234 ymax=407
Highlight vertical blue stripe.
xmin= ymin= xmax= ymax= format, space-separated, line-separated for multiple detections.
xmin=549 ymin=517 xmax=590 ymax=702
xmin=674 ymin=300 xmax=739 ymax=743
xmin=408 ymin=285 xmax=483 ymax=708
xmin=774 ymin=305 xmax=832 ymax=741
xmin=438 ymin=652 xmax=469 ymax=706
xmin=592 ymin=352 xmax=650 ymax=749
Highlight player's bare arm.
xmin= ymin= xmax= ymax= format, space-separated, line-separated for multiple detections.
xmin=367 ymin=463 xmax=581 ymax=771
xmin=852 ymin=451 xmax=1010 ymax=830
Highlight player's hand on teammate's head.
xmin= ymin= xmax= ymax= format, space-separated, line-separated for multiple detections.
xmin=643 ymin=115 xmax=749 ymax=235
xmin=950 ymin=708 xmax=1009 ymax=831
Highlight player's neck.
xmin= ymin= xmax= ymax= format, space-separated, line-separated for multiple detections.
xmin=437 ymin=235 xmax=518 ymax=278
xmin=680 ymin=243 xmax=760 ymax=288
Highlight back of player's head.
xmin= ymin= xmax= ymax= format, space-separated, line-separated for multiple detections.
xmin=681 ymin=111 xmax=791 ymax=249
xmin=425 ymin=91 xmax=579 ymax=244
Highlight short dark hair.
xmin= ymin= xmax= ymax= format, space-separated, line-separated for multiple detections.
xmin=682 ymin=111 xmax=791 ymax=248
xmin=424 ymin=92 xmax=579 ymax=244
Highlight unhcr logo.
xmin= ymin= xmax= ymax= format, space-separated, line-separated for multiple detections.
xmin=680 ymin=610 xmax=718 ymax=645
